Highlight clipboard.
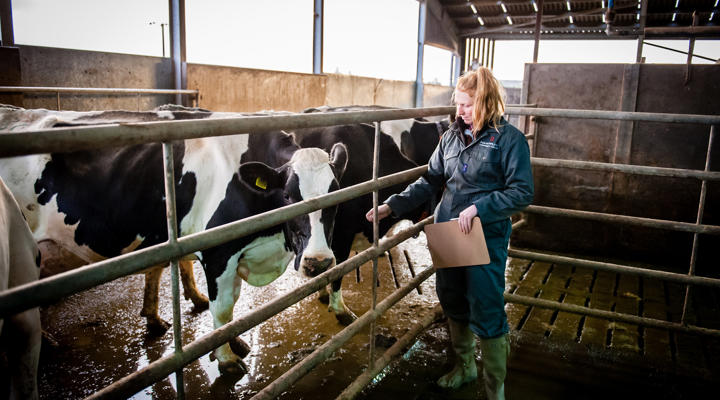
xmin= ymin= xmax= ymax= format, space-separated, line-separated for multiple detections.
xmin=423 ymin=217 xmax=490 ymax=268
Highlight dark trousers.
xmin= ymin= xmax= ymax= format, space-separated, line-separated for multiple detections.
xmin=435 ymin=218 xmax=511 ymax=339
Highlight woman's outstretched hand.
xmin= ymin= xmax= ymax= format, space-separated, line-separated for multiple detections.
xmin=458 ymin=204 xmax=478 ymax=234
xmin=366 ymin=204 xmax=392 ymax=222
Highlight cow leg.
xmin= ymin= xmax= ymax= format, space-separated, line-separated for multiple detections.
xmin=5 ymin=307 xmax=41 ymax=400
xmin=179 ymin=260 xmax=209 ymax=311
xmin=209 ymin=265 xmax=248 ymax=375
xmin=142 ymin=266 xmax=170 ymax=335
xmin=328 ymin=278 xmax=357 ymax=326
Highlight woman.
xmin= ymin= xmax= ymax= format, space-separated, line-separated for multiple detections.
xmin=366 ymin=67 xmax=533 ymax=399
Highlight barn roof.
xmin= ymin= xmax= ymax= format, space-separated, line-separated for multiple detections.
xmin=436 ymin=0 xmax=720 ymax=40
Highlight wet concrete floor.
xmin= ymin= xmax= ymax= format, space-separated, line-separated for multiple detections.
xmin=13 ymin=220 xmax=720 ymax=399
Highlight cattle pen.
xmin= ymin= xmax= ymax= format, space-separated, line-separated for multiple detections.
xmin=0 ymin=105 xmax=719 ymax=399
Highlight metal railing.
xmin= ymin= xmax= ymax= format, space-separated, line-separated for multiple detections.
xmin=0 ymin=86 xmax=200 ymax=110
xmin=1 ymin=105 xmax=719 ymax=398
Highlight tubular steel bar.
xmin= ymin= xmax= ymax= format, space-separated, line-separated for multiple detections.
xmin=337 ymin=304 xmax=445 ymax=400
xmin=252 ymin=262 xmax=437 ymax=400
xmin=507 ymin=248 xmax=720 ymax=289
xmin=86 ymin=217 xmax=433 ymax=400
xmin=526 ymin=205 xmax=720 ymax=235
xmin=369 ymin=121 xmax=381 ymax=368
xmin=504 ymin=292 xmax=720 ymax=338
xmin=0 ymin=86 xmax=198 ymax=95
xmin=531 ymin=157 xmax=720 ymax=181
xmin=507 ymin=107 xmax=720 ymax=125
xmin=0 ymin=107 xmax=455 ymax=158
xmin=681 ymin=125 xmax=715 ymax=324
xmin=4 ymin=106 xmax=720 ymax=159
xmin=161 ymin=142 xmax=185 ymax=398
xmin=0 ymin=166 xmax=427 ymax=318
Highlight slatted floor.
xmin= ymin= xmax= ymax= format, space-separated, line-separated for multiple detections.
xmin=359 ymin=239 xmax=720 ymax=399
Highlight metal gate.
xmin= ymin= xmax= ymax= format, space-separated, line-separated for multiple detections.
xmin=0 ymin=106 xmax=718 ymax=399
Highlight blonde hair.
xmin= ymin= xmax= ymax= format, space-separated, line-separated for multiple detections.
xmin=454 ymin=67 xmax=506 ymax=134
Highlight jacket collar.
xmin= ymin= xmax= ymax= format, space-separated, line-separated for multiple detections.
xmin=449 ymin=117 xmax=507 ymax=141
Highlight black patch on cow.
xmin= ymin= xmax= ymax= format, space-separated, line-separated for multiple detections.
xmin=34 ymin=142 xmax=195 ymax=257
xmin=241 ymin=130 xmax=300 ymax=168
xmin=201 ymin=172 xmax=287 ymax=300
xmin=292 ymin=124 xmax=431 ymax=293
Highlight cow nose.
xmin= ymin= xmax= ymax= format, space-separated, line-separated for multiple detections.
xmin=302 ymin=257 xmax=334 ymax=276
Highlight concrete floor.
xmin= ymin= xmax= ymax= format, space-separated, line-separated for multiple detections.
xmin=11 ymin=220 xmax=719 ymax=399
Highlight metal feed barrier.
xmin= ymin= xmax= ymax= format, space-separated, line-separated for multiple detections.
xmin=0 ymin=106 xmax=719 ymax=399
xmin=0 ymin=86 xmax=200 ymax=110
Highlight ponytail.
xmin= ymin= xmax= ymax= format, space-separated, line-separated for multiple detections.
xmin=455 ymin=67 xmax=506 ymax=135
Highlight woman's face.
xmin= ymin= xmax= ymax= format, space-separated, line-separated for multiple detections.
xmin=455 ymin=90 xmax=474 ymax=126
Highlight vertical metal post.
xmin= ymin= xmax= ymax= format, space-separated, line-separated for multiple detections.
xmin=368 ymin=121 xmax=381 ymax=368
xmin=162 ymin=142 xmax=185 ymax=399
xmin=490 ymin=39 xmax=496 ymax=70
xmin=414 ymin=0 xmax=427 ymax=107
xmin=169 ymin=0 xmax=186 ymax=106
xmin=463 ymin=38 xmax=469 ymax=71
xmin=485 ymin=39 xmax=490 ymax=68
xmin=480 ymin=38 xmax=486 ymax=66
xmin=453 ymin=53 xmax=461 ymax=84
xmin=313 ymin=0 xmax=324 ymax=74
xmin=533 ymin=0 xmax=543 ymax=63
xmin=161 ymin=23 xmax=167 ymax=58
xmin=0 ymin=0 xmax=14 ymax=46
xmin=681 ymin=125 xmax=715 ymax=325
xmin=636 ymin=0 xmax=647 ymax=63
xmin=685 ymin=12 xmax=698 ymax=85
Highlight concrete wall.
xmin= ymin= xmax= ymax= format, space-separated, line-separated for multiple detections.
xmin=14 ymin=45 xmax=175 ymax=111
xmin=188 ymin=63 xmax=327 ymax=112
xmin=513 ymin=63 xmax=720 ymax=275
xmin=1 ymin=45 xmax=454 ymax=113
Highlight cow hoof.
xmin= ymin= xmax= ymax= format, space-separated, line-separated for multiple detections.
xmin=317 ymin=290 xmax=330 ymax=304
xmin=229 ymin=337 xmax=251 ymax=358
xmin=335 ymin=310 xmax=358 ymax=326
xmin=147 ymin=318 xmax=171 ymax=336
xmin=218 ymin=359 xmax=248 ymax=376
xmin=191 ymin=295 xmax=210 ymax=312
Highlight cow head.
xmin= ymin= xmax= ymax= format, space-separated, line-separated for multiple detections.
xmin=239 ymin=143 xmax=347 ymax=277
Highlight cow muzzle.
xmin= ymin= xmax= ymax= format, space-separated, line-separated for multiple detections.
xmin=301 ymin=256 xmax=335 ymax=277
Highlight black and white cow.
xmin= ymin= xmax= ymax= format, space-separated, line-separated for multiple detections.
xmin=290 ymin=123 xmax=432 ymax=323
xmin=1 ymin=176 xmax=42 ymax=400
xmin=302 ymin=105 xmax=450 ymax=167
xmin=0 ymin=105 xmax=346 ymax=374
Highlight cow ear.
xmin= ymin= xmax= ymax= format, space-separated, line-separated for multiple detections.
xmin=329 ymin=142 xmax=348 ymax=182
xmin=238 ymin=162 xmax=285 ymax=193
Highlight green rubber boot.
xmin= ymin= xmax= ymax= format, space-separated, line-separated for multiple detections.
xmin=436 ymin=319 xmax=478 ymax=389
xmin=480 ymin=334 xmax=510 ymax=400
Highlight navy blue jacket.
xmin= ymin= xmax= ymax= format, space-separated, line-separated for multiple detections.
xmin=386 ymin=118 xmax=534 ymax=227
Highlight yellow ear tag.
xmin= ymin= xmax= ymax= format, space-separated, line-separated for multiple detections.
xmin=255 ymin=176 xmax=267 ymax=190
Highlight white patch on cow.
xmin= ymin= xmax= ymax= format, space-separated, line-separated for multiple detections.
xmin=209 ymin=255 xmax=245 ymax=365
xmin=179 ymin=134 xmax=249 ymax=235
xmin=0 ymin=154 xmax=51 ymax=231
xmin=210 ymin=258 xmax=244 ymax=329
xmin=34 ymin=194 xmax=103 ymax=263
xmin=234 ymin=232 xmax=293 ymax=287
xmin=329 ymin=287 xmax=349 ymax=314
xmin=381 ymin=119 xmax=414 ymax=149
xmin=155 ymin=111 xmax=175 ymax=120
xmin=290 ymin=148 xmax=335 ymax=261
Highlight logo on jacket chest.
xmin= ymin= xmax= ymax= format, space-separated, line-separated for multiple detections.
xmin=479 ymin=140 xmax=499 ymax=150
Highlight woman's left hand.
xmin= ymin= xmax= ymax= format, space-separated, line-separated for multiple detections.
xmin=458 ymin=204 xmax=477 ymax=234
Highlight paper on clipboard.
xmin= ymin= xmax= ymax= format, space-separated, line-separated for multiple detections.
xmin=423 ymin=217 xmax=490 ymax=268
